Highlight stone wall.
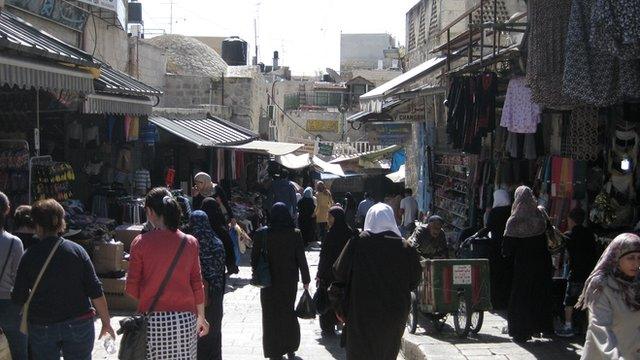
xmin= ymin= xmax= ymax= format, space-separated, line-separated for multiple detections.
xmin=161 ymin=75 xmax=216 ymax=108
xmin=131 ymin=38 xmax=167 ymax=90
xmin=340 ymin=34 xmax=396 ymax=73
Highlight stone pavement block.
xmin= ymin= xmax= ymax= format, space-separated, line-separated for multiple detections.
xmin=459 ymin=348 xmax=495 ymax=356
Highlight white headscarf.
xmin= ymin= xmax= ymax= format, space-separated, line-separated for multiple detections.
xmin=492 ymin=189 xmax=511 ymax=208
xmin=363 ymin=203 xmax=402 ymax=237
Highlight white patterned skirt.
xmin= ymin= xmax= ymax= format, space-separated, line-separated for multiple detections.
xmin=147 ymin=311 xmax=197 ymax=360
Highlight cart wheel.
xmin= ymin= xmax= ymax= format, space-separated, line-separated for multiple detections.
xmin=406 ymin=292 xmax=418 ymax=334
xmin=453 ymin=297 xmax=472 ymax=338
xmin=470 ymin=311 xmax=484 ymax=334
xmin=431 ymin=313 xmax=447 ymax=333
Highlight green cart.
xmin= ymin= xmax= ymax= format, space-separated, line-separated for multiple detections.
xmin=406 ymin=259 xmax=492 ymax=337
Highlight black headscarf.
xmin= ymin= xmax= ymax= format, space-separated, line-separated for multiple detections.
xmin=329 ymin=206 xmax=351 ymax=236
xmin=269 ymin=202 xmax=295 ymax=230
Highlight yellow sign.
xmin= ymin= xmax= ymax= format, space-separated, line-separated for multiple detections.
xmin=307 ymin=120 xmax=339 ymax=132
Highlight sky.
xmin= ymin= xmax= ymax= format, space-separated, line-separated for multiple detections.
xmin=137 ymin=0 xmax=418 ymax=75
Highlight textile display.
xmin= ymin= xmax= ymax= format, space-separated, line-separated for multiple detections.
xmin=526 ymin=0 xmax=575 ymax=108
xmin=563 ymin=0 xmax=640 ymax=107
xmin=500 ymin=77 xmax=541 ymax=134
xmin=589 ymin=0 xmax=640 ymax=60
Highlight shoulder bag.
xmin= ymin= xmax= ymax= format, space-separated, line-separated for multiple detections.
xmin=20 ymin=238 xmax=63 ymax=335
xmin=250 ymin=230 xmax=271 ymax=288
xmin=117 ymin=235 xmax=187 ymax=360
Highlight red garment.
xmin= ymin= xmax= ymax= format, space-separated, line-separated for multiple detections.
xmin=126 ymin=229 xmax=204 ymax=314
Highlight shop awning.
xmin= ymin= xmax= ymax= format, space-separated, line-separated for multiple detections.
xmin=386 ymin=164 xmax=406 ymax=183
xmin=83 ymin=94 xmax=154 ymax=116
xmin=223 ymin=140 xmax=303 ymax=156
xmin=330 ymin=145 xmax=402 ymax=164
xmin=0 ymin=53 xmax=94 ymax=93
xmin=359 ymin=56 xmax=446 ymax=112
xmin=312 ymin=156 xmax=345 ymax=177
xmin=94 ymin=60 xmax=162 ymax=97
xmin=149 ymin=115 xmax=257 ymax=147
xmin=346 ymin=99 xmax=405 ymax=123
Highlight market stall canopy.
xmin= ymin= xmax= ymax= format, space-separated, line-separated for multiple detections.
xmin=149 ymin=114 xmax=258 ymax=147
xmin=94 ymin=60 xmax=162 ymax=97
xmin=330 ymin=145 xmax=402 ymax=164
xmin=276 ymin=153 xmax=312 ymax=169
xmin=83 ymin=94 xmax=154 ymax=116
xmin=223 ymin=140 xmax=303 ymax=156
xmin=346 ymin=99 xmax=406 ymax=123
xmin=386 ymin=164 xmax=406 ymax=183
xmin=0 ymin=11 xmax=96 ymax=93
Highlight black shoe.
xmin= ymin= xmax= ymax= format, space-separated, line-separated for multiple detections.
xmin=513 ymin=336 xmax=531 ymax=343
xmin=287 ymin=352 xmax=296 ymax=359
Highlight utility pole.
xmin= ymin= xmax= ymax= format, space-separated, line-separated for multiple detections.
xmin=254 ymin=18 xmax=258 ymax=65
xmin=169 ymin=0 xmax=174 ymax=34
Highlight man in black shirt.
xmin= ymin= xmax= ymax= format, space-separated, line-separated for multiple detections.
xmin=556 ymin=207 xmax=600 ymax=337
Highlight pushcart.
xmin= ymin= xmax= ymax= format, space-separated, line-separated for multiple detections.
xmin=406 ymin=259 xmax=492 ymax=337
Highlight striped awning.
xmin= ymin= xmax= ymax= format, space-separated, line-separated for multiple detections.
xmin=83 ymin=93 xmax=153 ymax=116
xmin=0 ymin=54 xmax=94 ymax=93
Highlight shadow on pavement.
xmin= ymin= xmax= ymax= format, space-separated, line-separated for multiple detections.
xmin=315 ymin=333 xmax=346 ymax=360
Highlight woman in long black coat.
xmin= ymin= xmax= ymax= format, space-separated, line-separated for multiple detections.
xmin=333 ymin=203 xmax=421 ymax=360
xmin=476 ymin=189 xmax=513 ymax=310
xmin=502 ymin=186 xmax=554 ymax=342
xmin=297 ymin=187 xmax=316 ymax=247
xmin=317 ymin=206 xmax=354 ymax=337
xmin=252 ymin=203 xmax=311 ymax=360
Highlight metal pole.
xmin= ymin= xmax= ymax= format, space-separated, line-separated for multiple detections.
xmin=480 ymin=0 xmax=484 ymax=66
xmin=446 ymin=29 xmax=451 ymax=72
xmin=493 ymin=0 xmax=498 ymax=58
xmin=35 ymin=90 xmax=40 ymax=156
xmin=468 ymin=13 xmax=473 ymax=65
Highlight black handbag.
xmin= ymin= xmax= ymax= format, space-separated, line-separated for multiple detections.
xmin=250 ymin=231 xmax=272 ymax=288
xmin=117 ymin=236 xmax=187 ymax=360
xmin=295 ymin=289 xmax=316 ymax=319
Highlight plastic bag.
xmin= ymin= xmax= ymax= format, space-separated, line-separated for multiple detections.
xmin=313 ymin=287 xmax=330 ymax=315
xmin=295 ymin=290 xmax=316 ymax=319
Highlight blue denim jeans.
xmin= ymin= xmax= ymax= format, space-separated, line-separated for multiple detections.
xmin=29 ymin=317 xmax=95 ymax=360
xmin=0 ymin=299 xmax=28 ymax=360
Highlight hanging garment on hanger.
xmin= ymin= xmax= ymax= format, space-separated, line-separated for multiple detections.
xmin=573 ymin=160 xmax=588 ymax=200
xmin=527 ymin=0 xmax=576 ymax=108
xmin=590 ymin=0 xmax=640 ymax=60
xmin=568 ymin=106 xmax=600 ymax=161
xmin=68 ymin=121 xmax=83 ymax=148
xmin=500 ymin=77 xmax=542 ymax=134
xmin=563 ymin=0 xmax=640 ymax=107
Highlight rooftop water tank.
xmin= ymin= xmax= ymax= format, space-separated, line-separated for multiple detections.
xmin=221 ymin=37 xmax=248 ymax=66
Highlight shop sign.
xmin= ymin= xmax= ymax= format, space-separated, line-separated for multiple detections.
xmin=317 ymin=142 xmax=334 ymax=157
xmin=365 ymin=122 xmax=412 ymax=146
xmin=7 ymin=0 xmax=88 ymax=31
xmin=307 ymin=119 xmax=339 ymax=133
xmin=331 ymin=176 xmax=364 ymax=193
xmin=452 ymin=265 xmax=472 ymax=285
xmin=395 ymin=101 xmax=426 ymax=122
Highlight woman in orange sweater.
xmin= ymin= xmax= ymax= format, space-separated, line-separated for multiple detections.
xmin=126 ymin=187 xmax=209 ymax=359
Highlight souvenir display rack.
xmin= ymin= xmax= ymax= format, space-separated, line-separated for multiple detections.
xmin=431 ymin=153 xmax=475 ymax=232
xmin=29 ymin=156 xmax=76 ymax=202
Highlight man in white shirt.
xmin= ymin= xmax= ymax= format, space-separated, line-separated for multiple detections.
xmin=399 ymin=188 xmax=419 ymax=238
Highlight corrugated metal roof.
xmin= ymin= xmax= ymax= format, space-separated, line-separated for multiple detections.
xmin=149 ymin=115 xmax=257 ymax=147
xmin=94 ymin=60 xmax=162 ymax=96
xmin=0 ymin=11 xmax=94 ymax=67
xmin=0 ymin=53 xmax=94 ymax=93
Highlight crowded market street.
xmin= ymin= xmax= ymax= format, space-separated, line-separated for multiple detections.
xmin=92 ymin=248 xmax=584 ymax=360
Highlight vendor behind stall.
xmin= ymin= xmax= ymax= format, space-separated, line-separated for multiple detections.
xmin=192 ymin=172 xmax=234 ymax=222
xmin=409 ymin=215 xmax=449 ymax=259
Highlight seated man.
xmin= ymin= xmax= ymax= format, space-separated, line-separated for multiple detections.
xmin=410 ymin=215 xmax=449 ymax=259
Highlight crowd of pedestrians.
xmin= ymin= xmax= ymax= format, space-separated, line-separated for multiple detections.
xmin=0 ymin=177 xmax=638 ymax=360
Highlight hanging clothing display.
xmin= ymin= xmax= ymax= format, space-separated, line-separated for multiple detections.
xmin=500 ymin=77 xmax=541 ymax=134
xmin=590 ymin=0 xmax=640 ymax=60
xmin=568 ymin=107 xmax=601 ymax=161
xmin=526 ymin=0 xmax=575 ymax=108
xmin=563 ymin=0 xmax=640 ymax=107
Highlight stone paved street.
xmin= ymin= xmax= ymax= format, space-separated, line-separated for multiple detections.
xmin=93 ymin=249 xmax=584 ymax=360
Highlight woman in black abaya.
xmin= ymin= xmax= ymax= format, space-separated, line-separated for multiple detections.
xmin=252 ymin=203 xmax=311 ymax=360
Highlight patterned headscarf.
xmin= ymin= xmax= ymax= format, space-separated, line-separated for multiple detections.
xmin=189 ymin=210 xmax=225 ymax=292
xmin=577 ymin=233 xmax=640 ymax=311
xmin=194 ymin=172 xmax=214 ymax=197
xmin=503 ymin=186 xmax=547 ymax=238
